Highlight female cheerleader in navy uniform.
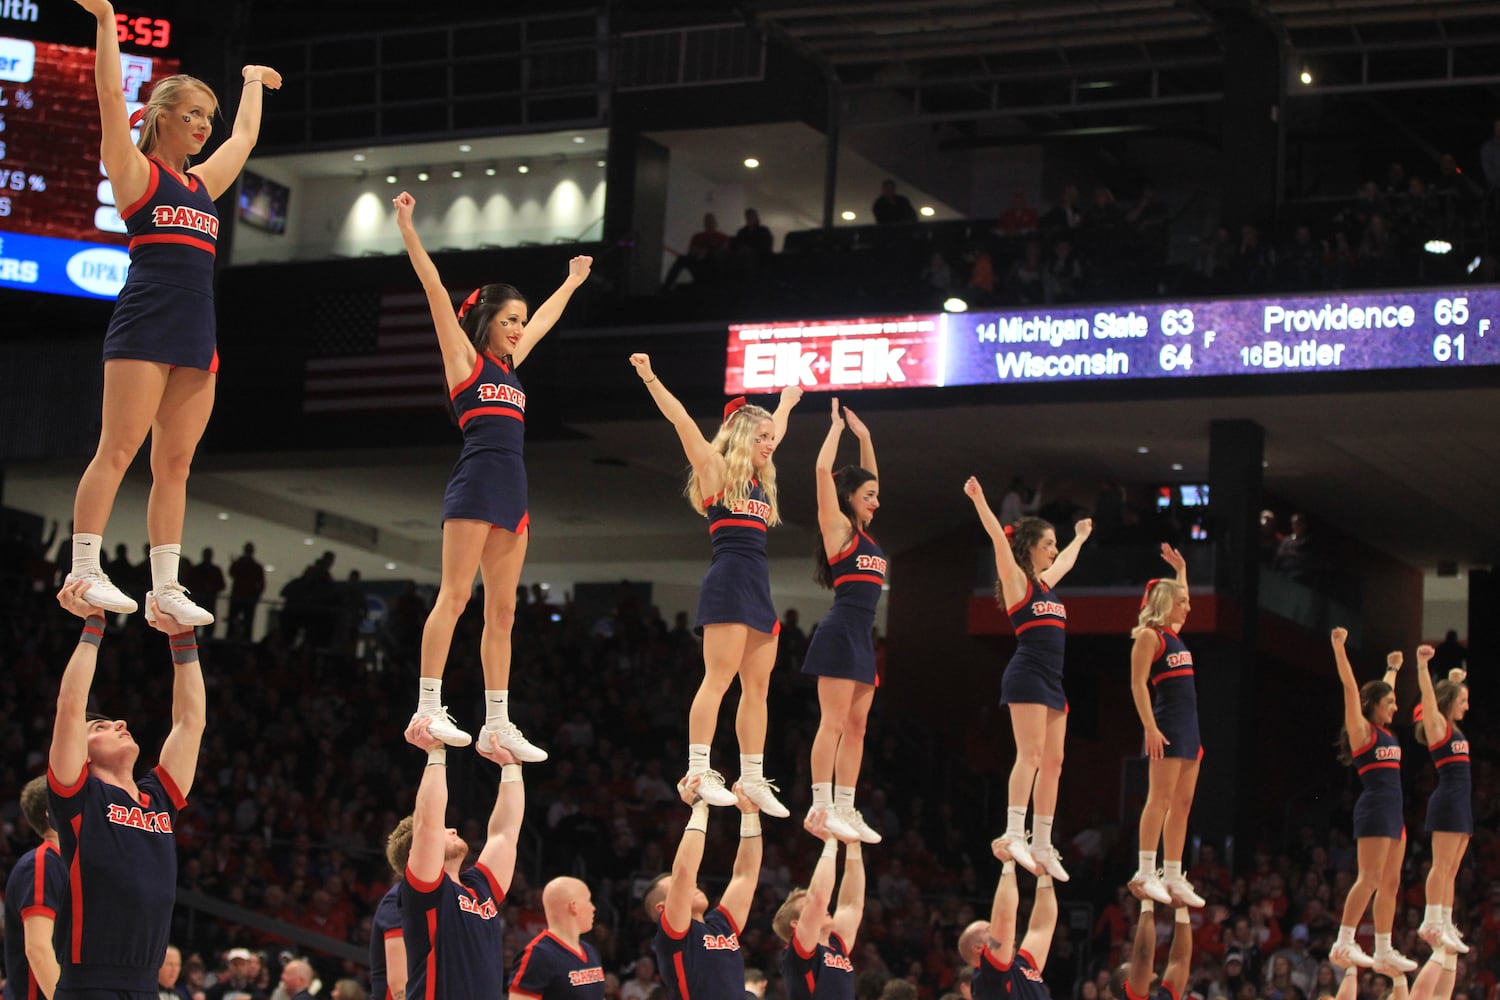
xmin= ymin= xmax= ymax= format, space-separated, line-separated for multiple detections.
xmin=1412 ymin=644 xmax=1472 ymax=955
xmin=394 ymin=191 xmax=591 ymax=755
xmin=803 ymin=398 xmax=885 ymax=844
xmin=1329 ymin=627 xmax=1418 ymax=975
xmin=965 ymin=476 xmax=1091 ymax=880
xmin=65 ymin=0 xmax=280 ymax=623
xmin=630 ymin=353 xmax=802 ymax=815
xmin=1126 ymin=545 xmax=1206 ymax=910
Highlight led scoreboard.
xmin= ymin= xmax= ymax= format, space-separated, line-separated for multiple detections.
xmin=725 ymin=288 xmax=1500 ymax=392
xmin=0 ymin=17 xmax=179 ymax=299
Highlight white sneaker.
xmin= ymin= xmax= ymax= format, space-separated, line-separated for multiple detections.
xmin=1418 ymin=919 xmax=1446 ymax=949
xmin=1439 ymin=922 xmax=1469 ymax=954
xmin=66 ymin=569 xmax=138 ymax=614
xmin=683 ymin=769 xmax=739 ymax=807
xmin=1128 ymin=870 xmax=1173 ymax=904
xmin=992 ymin=832 xmax=1039 ymax=874
xmin=1032 ymin=843 xmax=1070 ymax=881
xmin=1372 ymin=949 xmax=1418 ymax=975
xmin=411 ymin=707 xmax=473 ymax=747
xmin=1162 ymin=872 xmax=1205 ymax=908
xmin=150 ymin=581 xmax=214 ymax=626
xmin=740 ymin=776 xmax=790 ymax=818
xmin=814 ymin=806 xmax=861 ymax=842
xmin=479 ymin=722 xmax=548 ymax=762
xmin=1330 ymin=941 xmax=1375 ymax=969
xmin=837 ymin=803 xmax=883 ymax=844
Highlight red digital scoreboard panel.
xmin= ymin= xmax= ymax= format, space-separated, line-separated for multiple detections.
xmin=0 ymin=24 xmax=179 ymax=298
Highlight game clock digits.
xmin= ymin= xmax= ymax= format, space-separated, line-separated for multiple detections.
xmin=0 ymin=30 xmax=179 ymax=299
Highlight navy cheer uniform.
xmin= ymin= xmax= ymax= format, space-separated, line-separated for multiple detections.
xmin=444 ymin=351 xmax=529 ymax=533
xmin=802 ymin=531 xmax=886 ymax=686
xmin=105 ymin=157 xmax=220 ymax=372
xmin=695 ymin=481 xmax=778 ymax=634
xmin=510 ymin=931 xmax=606 ymax=1000
xmin=1001 ymin=579 xmax=1068 ymax=711
xmin=1424 ymin=719 xmax=1472 ymax=834
xmin=3 ymin=841 xmax=68 ymax=1000
xmin=779 ymin=933 xmax=856 ymax=1000
xmin=400 ymin=862 xmax=506 ymax=1000
xmin=1125 ymin=982 xmax=1181 ymax=1000
xmin=1146 ymin=628 xmax=1201 ymax=760
xmin=369 ymin=883 xmax=402 ymax=1000
xmin=1350 ymin=726 xmax=1404 ymax=840
xmin=47 ymin=764 xmax=187 ymax=994
xmin=652 ymin=906 xmax=745 ymax=1000
xmin=974 ymin=946 xmax=1051 ymax=1000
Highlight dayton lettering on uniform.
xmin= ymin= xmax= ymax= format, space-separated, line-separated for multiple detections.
xmin=701 ymin=933 xmax=740 ymax=951
xmin=1452 ymin=739 xmax=1470 ymax=755
xmin=1166 ymin=651 xmax=1193 ymax=667
xmin=152 ymin=205 xmax=220 ymax=236
xmin=1032 ymin=601 xmax=1066 ymax=618
xmin=730 ymin=499 xmax=772 ymax=521
xmin=106 ymin=803 xmax=174 ymax=833
xmin=823 ymin=952 xmax=854 ymax=972
xmin=476 ymin=383 xmax=526 ymax=409
xmin=456 ymin=896 xmax=499 ymax=919
xmin=1021 ymin=965 xmax=1045 ymax=983
xmin=855 ymin=554 xmax=887 ymax=574
xmin=1373 ymin=746 xmax=1401 ymax=762
xmin=567 ymin=969 xmax=606 ymax=985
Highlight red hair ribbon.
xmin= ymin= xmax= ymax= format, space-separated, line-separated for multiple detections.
xmin=1140 ymin=578 xmax=1165 ymax=610
xmin=722 ymin=396 xmax=747 ymax=424
xmin=1002 ymin=524 xmax=1015 ymax=539
xmin=457 ymin=287 xmax=482 ymax=320
xmin=1412 ymin=704 xmax=1424 ymax=721
xmin=129 ymin=106 xmax=148 ymax=129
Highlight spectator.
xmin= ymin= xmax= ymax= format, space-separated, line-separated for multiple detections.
xmin=159 ymin=945 xmax=192 ymax=1000
xmin=278 ymin=959 xmax=316 ymax=1000
xmin=330 ymin=981 xmax=367 ymax=1000
xmin=621 ymin=955 xmax=658 ymax=1000
xmin=662 ymin=213 xmax=731 ymax=290
xmin=872 ymin=180 xmax=918 ymax=224
xmin=1041 ymin=183 xmax=1084 ymax=233
xmin=997 ymin=191 xmax=1040 ymax=236
xmin=1045 ymin=239 xmax=1083 ymax=302
xmin=745 ymin=966 xmax=768 ymax=998
xmin=207 ymin=949 xmax=266 ymax=1000
xmin=228 ymin=542 xmax=266 ymax=641
xmin=730 ymin=208 xmax=774 ymax=277
xmin=183 ymin=547 xmax=227 ymax=637
xmin=1004 ymin=242 xmax=1045 ymax=304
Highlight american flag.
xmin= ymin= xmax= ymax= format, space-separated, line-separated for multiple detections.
xmin=303 ymin=288 xmax=456 ymax=414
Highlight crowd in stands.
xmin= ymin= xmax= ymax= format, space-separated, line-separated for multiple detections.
xmin=0 ymin=522 xmax=1494 ymax=1000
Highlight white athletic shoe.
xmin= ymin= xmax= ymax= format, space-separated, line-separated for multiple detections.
xmin=992 ymin=832 xmax=1040 ymax=874
xmin=1330 ymin=941 xmax=1375 ymax=970
xmin=814 ymin=806 xmax=861 ymax=842
xmin=1032 ymin=843 xmax=1071 ymax=881
xmin=479 ymin=722 xmax=548 ymax=762
xmin=151 ymin=581 xmax=214 ymax=626
xmin=740 ymin=776 xmax=790 ymax=818
xmin=1128 ymin=870 xmax=1173 ymax=904
xmin=836 ymin=803 xmax=883 ymax=844
xmin=1372 ymin=949 xmax=1418 ymax=975
xmin=682 ymin=769 xmax=740 ymax=807
xmin=411 ymin=707 xmax=473 ymax=747
xmin=1439 ymin=922 xmax=1469 ymax=955
xmin=1162 ymin=872 xmax=1205 ymax=908
xmin=66 ymin=569 xmax=138 ymax=614
xmin=1418 ymin=919 xmax=1446 ymax=949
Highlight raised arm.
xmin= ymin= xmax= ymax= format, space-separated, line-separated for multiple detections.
xmin=815 ymin=400 xmax=852 ymax=556
xmin=769 ymin=385 xmax=804 ymax=446
xmin=75 ymin=0 xmax=149 ymax=205
xmin=965 ymin=477 xmax=1027 ymax=606
xmin=1125 ymin=904 xmax=1156 ymax=999
xmin=1414 ymin=644 xmax=1443 ymax=745
xmin=985 ymin=849 xmax=1019 ymax=965
xmin=1039 ymin=518 xmax=1093 ymax=588
xmin=1161 ymin=909 xmax=1193 ymax=997
xmin=629 ymin=354 xmax=723 ymax=490
xmin=476 ymin=739 xmax=525 ymax=894
xmin=718 ymin=782 xmax=763 ymax=930
xmin=191 ymin=65 xmax=284 ymax=200
xmin=662 ymin=780 xmax=709 ymax=936
xmin=152 ymin=601 xmax=206 ymax=797
xmin=1131 ymin=630 xmax=1168 ymax=759
xmin=843 ymin=407 xmax=877 ymax=481
xmin=1019 ymin=875 xmax=1058 ymax=970
xmin=404 ymin=718 xmax=450 ymax=886
xmin=831 ymin=841 xmax=865 ymax=947
xmin=393 ymin=192 xmax=475 ymax=389
xmin=509 ymin=256 xmax=591 ymax=367
xmin=1330 ymin=628 xmax=1370 ymax=750
xmin=50 ymin=580 xmax=104 ymax=786
xmin=1160 ymin=543 xmax=1188 ymax=597
xmin=794 ymin=822 xmax=838 ymax=956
